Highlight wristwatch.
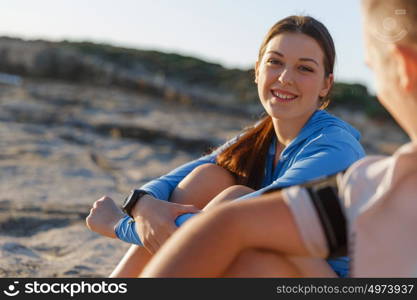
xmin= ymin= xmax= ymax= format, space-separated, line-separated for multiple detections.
xmin=122 ymin=189 xmax=149 ymax=218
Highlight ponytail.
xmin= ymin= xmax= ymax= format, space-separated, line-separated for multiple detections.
xmin=215 ymin=116 xmax=274 ymax=189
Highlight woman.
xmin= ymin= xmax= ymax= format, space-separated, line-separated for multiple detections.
xmin=86 ymin=15 xmax=365 ymax=277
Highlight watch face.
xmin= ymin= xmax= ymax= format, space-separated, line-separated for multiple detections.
xmin=123 ymin=190 xmax=136 ymax=208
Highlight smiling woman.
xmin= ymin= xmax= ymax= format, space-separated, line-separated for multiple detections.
xmin=215 ymin=15 xmax=337 ymax=188
xmin=86 ymin=15 xmax=365 ymax=278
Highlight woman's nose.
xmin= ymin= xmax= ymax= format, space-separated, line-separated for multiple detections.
xmin=277 ymin=68 xmax=294 ymax=86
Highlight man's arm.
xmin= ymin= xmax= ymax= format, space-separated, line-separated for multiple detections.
xmin=140 ymin=191 xmax=310 ymax=277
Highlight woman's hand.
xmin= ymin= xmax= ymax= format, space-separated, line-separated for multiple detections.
xmin=131 ymin=194 xmax=200 ymax=253
xmin=86 ymin=196 xmax=125 ymax=238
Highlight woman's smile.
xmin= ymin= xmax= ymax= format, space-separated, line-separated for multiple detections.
xmin=270 ymin=88 xmax=299 ymax=103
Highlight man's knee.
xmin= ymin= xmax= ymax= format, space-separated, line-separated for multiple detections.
xmin=228 ymin=249 xmax=276 ymax=272
xmin=237 ymin=249 xmax=275 ymax=263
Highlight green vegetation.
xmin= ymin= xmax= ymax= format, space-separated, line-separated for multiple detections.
xmin=329 ymin=83 xmax=390 ymax=119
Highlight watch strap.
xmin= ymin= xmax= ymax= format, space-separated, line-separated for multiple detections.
xmin=123 ymin=189 xmax=149 ymax=218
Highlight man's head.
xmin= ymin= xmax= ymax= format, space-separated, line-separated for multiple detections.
xmin=362 ymin=0 xmax=417 ymax=141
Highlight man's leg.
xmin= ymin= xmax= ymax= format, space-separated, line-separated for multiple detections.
xmin=223 ymin=249 xmax=302 ymax=277
xmin=223 ymin=249 xmax=336 ymax=277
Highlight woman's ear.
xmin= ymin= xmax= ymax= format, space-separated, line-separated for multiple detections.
xmin=319 ymin=73 xmax=334 ymax=97
xmin=254 ymin=61 xmax=260 ymax=84
xmin=392 ymin=44 xmax=417 ymax=92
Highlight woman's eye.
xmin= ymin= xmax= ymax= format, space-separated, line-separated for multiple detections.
xmin=299 ymin=66 xmax=314 ymax=72
xmin=267 ymin=59 xmax=282 ymax=65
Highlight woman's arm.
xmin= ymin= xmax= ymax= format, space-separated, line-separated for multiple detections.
xmin=139 ymin=154 xmax=216 ymax=201
xmin=139 ymin=135 xmax=239 ymax=201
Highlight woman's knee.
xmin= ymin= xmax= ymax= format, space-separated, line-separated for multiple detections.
xmin=204 ymin=185 xmax=254 ymax=210
xmin=188 ymin=163 xmax=236 ymax=185
xmin=170 ymin=164 xmax=236 ymax=207
xmin=221 ymin=185 xmax=254 ymax=197
xmin=212 ymin=184 xmax=255 ymax=202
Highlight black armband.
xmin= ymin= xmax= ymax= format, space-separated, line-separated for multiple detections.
xmin=302 ymin=174 xmax=347 ymax=258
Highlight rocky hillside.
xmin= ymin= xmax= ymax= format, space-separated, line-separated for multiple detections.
xmin=0 ymin=36 xmax=390 ymax=119
xmin=0 ymin=37 xmax=258 ymax=115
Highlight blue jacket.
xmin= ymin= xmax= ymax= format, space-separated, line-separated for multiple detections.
xmin=140 ymin=110 xmax=365 ymax=199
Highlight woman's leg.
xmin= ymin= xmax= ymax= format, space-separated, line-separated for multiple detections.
xmin=169 ymin=163 xmax=237 ymax=209
xmin=110 ymin=163 xmax=238 ymax=277
xmin=109 ymin=245 xmax=152 ymax=278
xmin=140 ymin=191 xmax=311 ymax=277
xmin=203 ymin=185 xmax=254 ymax=211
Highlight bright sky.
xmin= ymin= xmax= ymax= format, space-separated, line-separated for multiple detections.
xmin=0 ymin=0 xmax=375 ymax=92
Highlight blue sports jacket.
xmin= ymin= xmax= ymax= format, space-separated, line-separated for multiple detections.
xmin=139 ymin=110 xmax=365 ymax=199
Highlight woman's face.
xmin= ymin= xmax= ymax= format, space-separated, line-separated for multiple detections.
xmin=255 ymin=32 xmax=333 ymax=121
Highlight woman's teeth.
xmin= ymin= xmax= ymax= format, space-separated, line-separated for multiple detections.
xmin=272 ymin=90 xmax=297 ymax=100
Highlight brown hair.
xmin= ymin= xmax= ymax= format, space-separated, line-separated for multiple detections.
xmin=215 ymin=16 xmax=336 ymax=189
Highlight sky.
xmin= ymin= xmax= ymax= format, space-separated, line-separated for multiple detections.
xmin=0 ymin=0 xmax=375 ymax=92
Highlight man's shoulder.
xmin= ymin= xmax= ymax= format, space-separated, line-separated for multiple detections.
xmin=341 ymin=155 xmax=389 ymax=195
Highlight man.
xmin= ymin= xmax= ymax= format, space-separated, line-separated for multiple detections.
xmin=140 ymin=0 xmax=417 ymax=277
